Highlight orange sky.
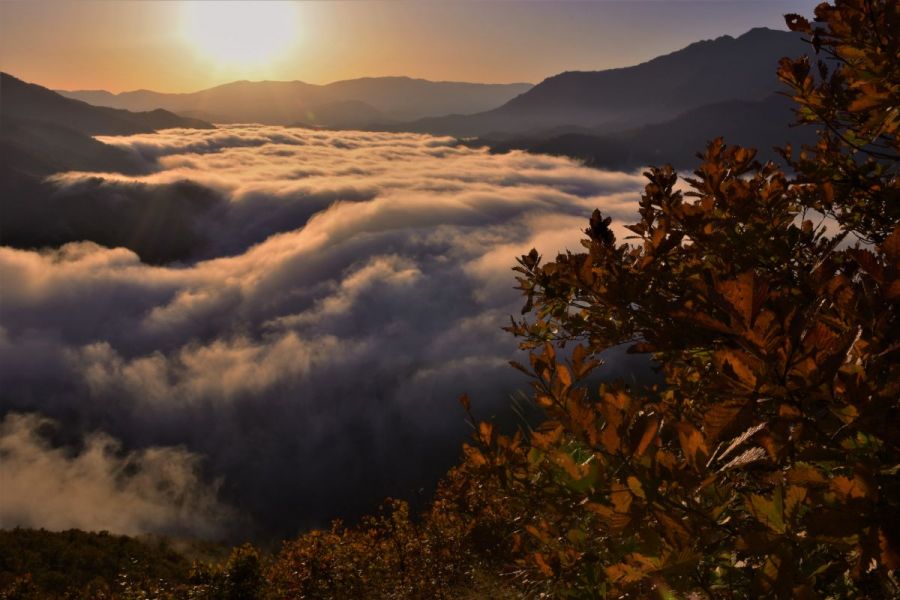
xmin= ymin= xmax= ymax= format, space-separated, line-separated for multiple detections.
xmin=0 ymin=0 xmax=819 ymax=93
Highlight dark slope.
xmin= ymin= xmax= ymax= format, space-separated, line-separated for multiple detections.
xmin=488 ymin=94 xmax=816 ymax=170
xmin=0 ymin=116 xmax=141 ymax=177
xmin=1 ymin=72 xmax=213 ymax=135
xmin=405 ymin=28 xmax=807 ymax=137
xmin=320 ymin=77 xmax=534 ymax=120
xmin=0 ymin=74 xmax=217 ymax=262
xmin=58 ymin=77 xmax=533 ymax=126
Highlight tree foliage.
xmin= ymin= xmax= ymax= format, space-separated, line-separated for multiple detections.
xmin=781 ymin=0 xmax=899 ymax=242
xmin=452 ymin=1 xmax=898 ymax=596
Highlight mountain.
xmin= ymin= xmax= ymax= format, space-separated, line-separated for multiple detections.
xmin=1 ymin=72 xmax=213 ymax=136
xmin=1 ymin=72 xmax=213 ymax=179
xmin=403 ymin=28 xmax=807 ymax=137
xmin=0 ymin=74 xmax=216 ymax=260
xmin=58 ymin=77 xmax=534 ymax=127
xmin=488 ymin=94 xmax=817 ymax=170
xmin=0 ymin=116 xmax=142 ymax=177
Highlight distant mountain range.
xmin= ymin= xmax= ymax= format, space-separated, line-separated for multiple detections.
xmin=484 ymin=93 xmax=816 ymax=170
xmin=50 ymin=27 xmax=811 ymax=168
xmin=59 ymin=77 xmax=534 ymax=128
xmin=401 ymin=28 xmax=807 ymax=138
xmin=1 ymin=26 xmax=817 ymax=261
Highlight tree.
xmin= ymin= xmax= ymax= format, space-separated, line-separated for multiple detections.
xmin=453 ymin=1 xmax=898 ymax=597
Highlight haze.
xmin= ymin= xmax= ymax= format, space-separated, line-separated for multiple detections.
xmin=1 ymin=0 xmax=817 ymax=93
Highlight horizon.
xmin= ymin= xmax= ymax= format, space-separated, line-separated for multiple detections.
xmin=13 ymin=25 xmax=785 ymax=96
xmin=1 ymin=0 xmax=818 ymax=93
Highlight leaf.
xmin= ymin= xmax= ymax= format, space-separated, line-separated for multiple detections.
xmin=881 ymin=226 xmax=900 ymax=263
xmin=703 ymin=399 xmax=749 ymax=442
xmin=610 ymin=482 xmax=633 ymax=514
xmin=879 ymin=528 xmax=900 ymax=570
xmin=552 ymin=451 xmax=585 ymax=481
xmin=785 ymin=13 xmax=811 ymax=32
xmin=713 ymin=349 xmax=758 ymax=389
xmin=478 ymin=422 xmax=493 ymax=446
xmin=585 ymin=502 xmax=631 ymax=531
xmin=830 ymin=474 xmax=871 ymax=499
xmin=652 ymin=508 xmax=691 ymax=548
xmin=599 ymin=404 xmax=624 ymax=454
xmin=632 ymin=415 xmax=659 ymax=458
xmin=784 ymin=485 xmax=807 ymax=521
xmin=747 ymin=489 xmax=785 ymax=533
xmin=462 ymin=443 xmax=487 ymax=467
xmin=848 ymin=92 xmax=888 ymax=112
xmin=533 ymin=552 xmax=554 ymax=577
xmin=626 ymin=476 xmax=646 ymax=499
xmin=531 ymin=425 xmax=564 ymax=449
xmin=717 ymin=271 xmax=756 ymax=326
xmin=785 ymin=463 xmax=827 ymax=486
xmin=675 ymin=422 xmax=709 ymax=470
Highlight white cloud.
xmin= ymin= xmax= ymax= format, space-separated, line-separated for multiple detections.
xmin=0 ymin=413 xmax=231 ymax=537
xmin=1 ymin=125 xmax=646 ymax=536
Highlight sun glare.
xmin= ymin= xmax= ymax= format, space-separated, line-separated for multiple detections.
xmin=180 ymin=1 xmax=298 ymax=67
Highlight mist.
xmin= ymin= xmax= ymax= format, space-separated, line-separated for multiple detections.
xmin=0 ymin=125 xmax=647 ymax=539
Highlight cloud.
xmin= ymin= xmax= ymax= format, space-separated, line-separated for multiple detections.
xmin=0 ymin=412 xmax=232 ymax=537
xmin=0 ymin=125 xmax=647 ymax=538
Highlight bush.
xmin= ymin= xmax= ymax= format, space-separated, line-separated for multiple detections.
xmin=454 ymin=1 xmax=899 ymax=597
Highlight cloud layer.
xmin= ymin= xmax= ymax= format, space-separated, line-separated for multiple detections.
xmin=1 ymin=125 xmax=646 ymax=538
xmin=0 ymin=413 xmax=231 ymax=537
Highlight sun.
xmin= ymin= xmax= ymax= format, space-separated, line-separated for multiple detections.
xmin=180 ymin=1 xmax=299 ymax=67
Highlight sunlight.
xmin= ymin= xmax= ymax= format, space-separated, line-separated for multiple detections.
xmin=180 ymin=1 xmax=298 ymax=67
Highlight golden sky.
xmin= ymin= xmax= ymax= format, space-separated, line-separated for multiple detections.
xmin=0 ymin=0 xmax=819 ymax=93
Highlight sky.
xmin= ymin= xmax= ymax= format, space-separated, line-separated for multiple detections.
xmin=1 ymin=0 xmax=819 ymax=93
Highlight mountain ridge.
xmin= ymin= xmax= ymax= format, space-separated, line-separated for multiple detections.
xmin=1 ymin=72 xmax=213 ymax=136
xmin=399 ymin=27 xmax=807 ymax=137
xmin=58 ymin=77 xmax=534 ymax=126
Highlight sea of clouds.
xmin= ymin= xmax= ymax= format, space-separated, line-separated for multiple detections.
xmin=0 ymin=125 xmax=648 ymax=539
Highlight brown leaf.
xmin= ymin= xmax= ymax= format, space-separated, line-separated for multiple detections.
xmin=675 ymin=421 xmax=709 ymax=470
xmin=632 ymin=416 xmax=659 ymax=458
xmin=714 ymin=349 xmax=759 ymax=389
xmin=478 ymin=422 xmax=493 ymax=446
xmin=462 ymin=443 xmax=487 ymax=467
xmin=717 ymin=271 xmax=756 ymax=326
xmin=830 ymin=474 xmax=872 ymax=499
xmin=610 ymin=482 xmax=633 ymax=514
xmin=652 ymin=508 xmax=691 ymax=548
xmin=785 ymin=13 xmax=811 ymax=32
xmin=703 ymin=399 xmax=749 ymax=442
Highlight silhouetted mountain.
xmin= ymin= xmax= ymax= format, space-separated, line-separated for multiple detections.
xmin=301 ymin=99 xmax=389 ymax=129
xmin=1 ymin=72 xmax=213 ymax=136
xmin=486 ymin=94 xmax=816 ymax=170
xmin=404 ymin=28 xmax=807 ymax=137
xmin=0 ymin=74 xmax=216 ymax=260
xmin=0 ymin=116 xmax=142 ymax=177
xmin=58 ymin=77 xmax=533 ymax=127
